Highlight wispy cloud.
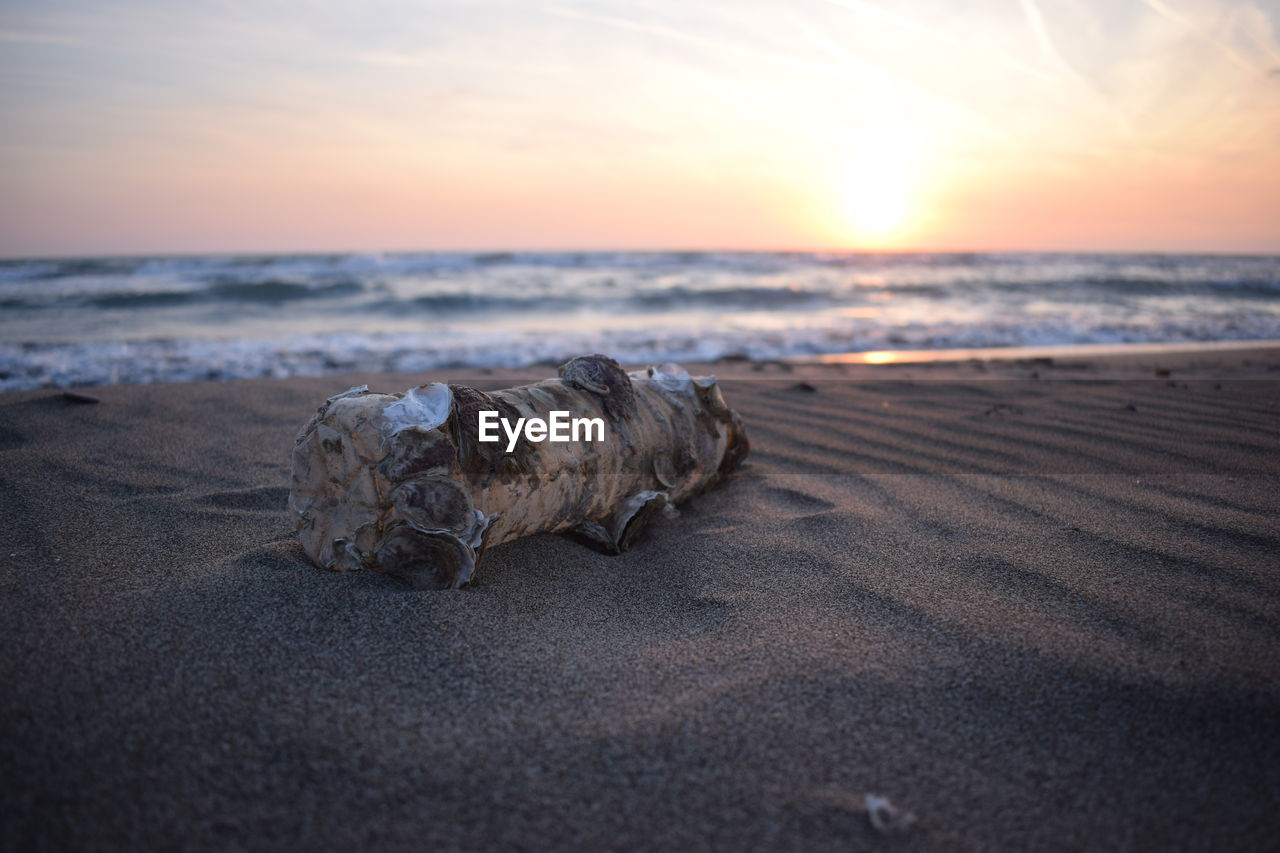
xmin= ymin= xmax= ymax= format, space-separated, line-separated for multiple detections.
xmin=542 ymin=3 xmax=765 ymax=61
xmin=790 ymin=14 xmax=1016 ymax=144
xmin=820 ymin=0 xmax=1063 ymax=83
xmin=0 ymin=28 xmax=80 ymax=46
xmin=351 ymin=48 xmax=435 ymax=68
xmin=1136 ymin=0 xmax=1262 ymax=73
xmin=1018 ymin=0 xmax=1059 ymax=64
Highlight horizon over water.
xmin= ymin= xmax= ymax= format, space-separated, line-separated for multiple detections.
xmin=2 ymin=249 xmax=1278 ymax=391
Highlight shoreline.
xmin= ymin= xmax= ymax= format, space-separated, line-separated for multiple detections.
xmin=6 ymin=338 xmax=1280 ymax=399
xmin=801 ymin=337 xmax=1280 ymax=366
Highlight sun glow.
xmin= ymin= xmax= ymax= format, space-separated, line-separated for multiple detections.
xmin=3 ymin=0 xmax=1279 ymax=255
xmin=838 ymin=129 xmax=921 ymax=246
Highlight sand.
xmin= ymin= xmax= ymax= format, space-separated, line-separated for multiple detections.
xmin=2 ymin=349 xmax=1279 ymax=851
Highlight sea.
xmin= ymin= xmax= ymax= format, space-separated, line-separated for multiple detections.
xmin=2 ymin=250 xmax=1278 ymax=391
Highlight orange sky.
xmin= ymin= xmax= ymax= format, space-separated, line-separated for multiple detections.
xmin=1 ymin=0 xmax=1278 ymax=256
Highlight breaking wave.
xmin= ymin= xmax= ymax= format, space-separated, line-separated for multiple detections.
xmin=1 ymin=250 xmax=1278 ymax=389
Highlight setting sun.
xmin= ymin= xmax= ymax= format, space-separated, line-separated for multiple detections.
xmin=838 ymin=129 xmax=920 ymax=245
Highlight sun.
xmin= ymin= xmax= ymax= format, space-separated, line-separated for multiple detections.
xmin=838 ymin=130 xmax=919 ymax=245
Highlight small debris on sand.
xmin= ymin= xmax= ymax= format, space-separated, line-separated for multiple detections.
xmin=865 ymin=793 xmax=916 ymax=834
xmin=61 ymin=391 xmax=101 ymax=405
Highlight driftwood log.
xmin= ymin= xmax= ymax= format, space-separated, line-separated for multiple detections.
xmin=289 ymin=354 xmax=749 ymax=589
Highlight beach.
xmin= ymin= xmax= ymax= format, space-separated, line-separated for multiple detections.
xmin=2 ymin=347 xmax=1278 ymax=851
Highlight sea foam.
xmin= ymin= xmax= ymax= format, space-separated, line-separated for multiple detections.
xmin=1 ymin=251 xmax=1277 ymax=390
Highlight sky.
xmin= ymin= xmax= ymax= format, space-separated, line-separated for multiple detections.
xmin=1 ymin=0 xmax=1278 ymax=256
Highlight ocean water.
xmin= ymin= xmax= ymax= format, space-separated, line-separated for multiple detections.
xmin=1 ymin=250 xmax=1278 ymax=390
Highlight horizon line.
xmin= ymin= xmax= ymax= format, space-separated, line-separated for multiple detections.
xmin=4 ymin=245 xmax=1278 ymax=262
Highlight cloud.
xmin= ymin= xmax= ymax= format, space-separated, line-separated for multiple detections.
xmin=819 ymin=0 xmax=1061 ymax=83
xmin=0 ymin=28 xmax=80 ymax=46
xmin=1136 ymin=0 xmax=1262 ymax=72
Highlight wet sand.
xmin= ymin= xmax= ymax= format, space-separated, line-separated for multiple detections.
xmin=2 ymin=349 xmax=1279 ymax=851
